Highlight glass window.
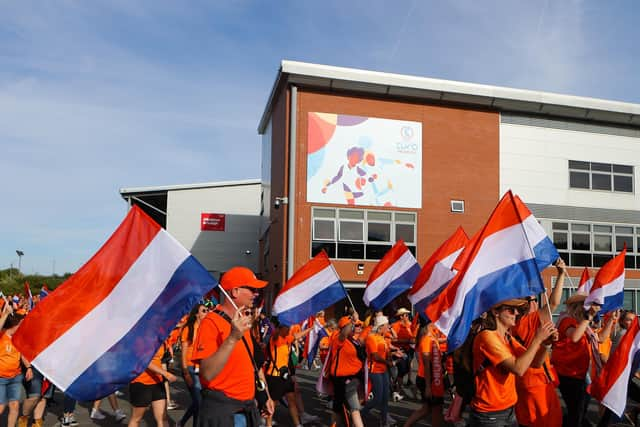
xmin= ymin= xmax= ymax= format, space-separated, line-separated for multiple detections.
xmin=339 ymin=210 xmax=364 ymax=220
xmin=572 ymin=233 xmax=590 ymax=251
xmin=594 ymin=235 xmax=612 ymax=252
xmin=553 ymin=232 xmax=568 ymax=250
xmin=623 ymin=290 xmax=635 ymax=311
xmin=626 ymin=255 xmax=636 ymax=269
xmin=552 ymin=222 xmax=569 ymax=231
xmin=368 ymin=223 xmax=391 ymax=242
xmin=613 ymin=164 xmax=634 ymax=174
xmin=339 ymin=221 xmax=363 ymax=241
xmin=617 ymin=235 xmax=634 ymax=251
xmin=614 ymin=175 xmax=633 ymax=192
xmin=314 ymin=208 xmax=335 ymax=218
xmin=313 ymin=220 xmax=335 ymax=240
xmin=569 ymin=172 xmax=589 ymax=189
xmin=396 ymin=223 xmax=415 ymax=243
xmin=312 ymin=242 xmax=336 ymax=258
xmin=337 ymin=243 xmax=364 ymax=259
xmin=569 ymin=160 xmax=590 ymax=170
xmin=571 ymin=253 xmax=591 ymax=267
xmin=573 ymin=224 xmax=590 ymax=232
xmin=593 ymin=254 xmax=612 ymax=267
xmin=592 ymin=173 xmax=612 ymax=191
xmin=616 ymin=226 xmax=633 ymax=234
xmin=593 ymin=225 xmax=612 ymax=233
xmin=368 ymin=211 xmax=392 ymax=221
xmin=591 ymin=162 xmax=612 ymax=172
xmin=366 ymin=244 xmax=392 ymax=260
xmin=395 ymin=212 xmax=416 ymax=222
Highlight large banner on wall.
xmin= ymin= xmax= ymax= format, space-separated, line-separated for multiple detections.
xmin=307 ymin=112 xmax=422 ymax=208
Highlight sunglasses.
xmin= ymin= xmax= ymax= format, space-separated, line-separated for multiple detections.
xmin=239 ymin=286 xmax=260 ymax=293
xmin=499 ymin=305 xmax=521 ymax=314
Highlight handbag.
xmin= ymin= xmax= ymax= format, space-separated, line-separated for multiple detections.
xmin=444 ymin=392 xmax=464 ymax=423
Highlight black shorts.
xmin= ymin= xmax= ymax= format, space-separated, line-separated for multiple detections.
xmin=415 ymin=376 xmax=444 ymax=405
xmin=129 ymin=382 xmax=165 ymax=407
xmin=266 ymin=375 xmax=295 ymax=402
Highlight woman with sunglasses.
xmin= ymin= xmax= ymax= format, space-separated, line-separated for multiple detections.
xmin=469 ymin=299 xmax=556 ymax=427
xmin=177 ymin=303 xmax=208 ymax=427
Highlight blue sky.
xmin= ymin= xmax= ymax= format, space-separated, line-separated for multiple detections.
xmin=1 ymin=1 xmax=639 ymax=275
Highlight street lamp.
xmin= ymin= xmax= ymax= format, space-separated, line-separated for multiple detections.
xmin=16 ymin=250 xmax=24 ymax=272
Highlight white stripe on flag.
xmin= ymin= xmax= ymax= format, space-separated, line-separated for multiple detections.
xmin=364 ymin=250 xmax=416 ymax=306
xmin=32 ymin=230 xmax=189 ymax=390
xmin=435 ymin=222 xmax=534 ymax=335
xmin=602 ymin=330 xmax=640 ymax=415
xmin=272 ymin=265 xmax=338 ymax=314
xmin=408 ymin=249 xmax=461 ymax=305
xmin=585 ymin=273 xmax=624 ymax=307
xmin=522 ymin=215 xmax=547 ymax=248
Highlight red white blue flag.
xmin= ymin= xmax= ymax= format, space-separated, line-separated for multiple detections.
xmin=576 ymin=267 xmax=593 ymax=295
xmin=24 ymin=282 xmax=34 ymax=310
xmin=591 ymin=315 xmax=640 ymax=416
xmin=272 ymin=251 xmax=346 ymax=326
xmin=364 ymin=240 xmax=420 ymax=310
xmin=12 ymin=205 xmax=216 ymax=401
xmin=426 ymin=191 xmax=558 ymax=350
xmin=584 ymin=247 xmax=626 ymax=312
xmin=408 ymin=227 xmax=468 ymax=315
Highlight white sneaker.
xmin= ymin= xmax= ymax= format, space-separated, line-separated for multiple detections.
xmin=392 ymin=391 xmax=404 ymax=402
xmin=115 ymin=390 xmax=125 ymax=397
xmin=114 ymin=409 xmax=127 ymax=422
xmin=90 ymin=408 xmax=106 ymax=420
xmin=300 ymin=412 xmax=319 ymax=423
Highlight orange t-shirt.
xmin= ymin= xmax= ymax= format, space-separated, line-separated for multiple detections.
xmin=365 ymin=333 xmax=388 ymax=374
xmin=0 ymin=333 xmax=21 ymax=378
xmin=132 ymin=345 xmax=164 ymax=385
xmin=416 ymin=333 xmax=434 ymax=378
xmin=289 ymin=324 xmax=301 ymax=337
xmin=191 ymin=312 xmax=255 ymax=401
xmin=392 ymin=320 xmax=415 ymax=349
xmin=471 ymin=330 xmax=525 ymax=412
xmin=181 ymin=323 xmax=200 ymax=368
xmin=359 ymin=326 xmax=372 ymax=343
xmin=266 ymin=334 xmax=294 ymax=376
xmin=328 ymin=336 xmax=363 ymax=377
xmin=512 ymin=312 xmax=557 ymax=387
xmin=551 ymin=317 xmax=591 ymax=379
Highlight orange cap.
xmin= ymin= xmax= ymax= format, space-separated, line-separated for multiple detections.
xmin=338 ymin=316 xmax=352 ymax=329
xmin=220 ymin=267 xmax=268 ymax=291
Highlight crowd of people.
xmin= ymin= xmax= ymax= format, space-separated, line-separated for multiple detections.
xmin=1 ymin=261 xmax=640 ymax=426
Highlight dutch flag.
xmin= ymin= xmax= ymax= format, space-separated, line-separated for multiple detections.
xmin=12 ymin=205 xmax=216 ymax=401
xmin=584 ymin=247 xmax=626 ymax=312
xmin=364 ymin=240 xmax=420 ymax=311
xmin=576 ymin=267 xmax=594 ymax=295
xmin=426 ymin=191 xmax=559 ymax=350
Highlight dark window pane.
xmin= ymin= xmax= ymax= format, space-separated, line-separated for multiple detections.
xmin=613 ymin=164 xmax=633 ymax=174
xmin=573 ymin=224 xmax=590 ymax=232
xmin=593 ymin=254 xmax=612 ymax=267
xmin=552 ymin=222 xmax=569 ymax=231
xmin=594 ymin=234 xmax=612 ymax=252
xmin=617 ymin=235 xmax=634 ymax=252
xmin=368 ymin=223 xmax=391 ymax=242
xmin=591 ymin=162 xmax=612 ymax=172
xmin=624 ymin=290 xmax=635 ymax=311
xmin=366 ymin=244 xmax=392 ymax=260
xmin=593 ymin=225 xmax=612 ymax=233
xmin=553 ymin=232 xmax=568 ymax=250
xmin=337 ymin=243 xmax=364 ymax=259
xmin=558 ymin=252 xmax=569 ymax=264
xmin=407 ymin=245 xmax=417 ymax=257
xmin=312 ymin=241 xmax=336 ymax=258
xmin=614 ymin=175 xmax=633 ymax=192
xmin=572 ymin=233 xmax=590 ymax=251
xmin=592 ymin=173 xmax=612 ymax=191
xmin=569 ymin=172 xmax=589 ymax=189
xmin=314 ymin=220 xmax=335 ymax=240
xmin=571 ymin=253 xmax=592 ymax=267
xmin=396 ymin=223 xmax=415 ymax=243
xmin=626 ymin=255 xmax=636 ymax=269
xmin=339 ymin=221 xmax=363 ymax=241
xmin=569 ymin=160 xmax=590 ymax=170
xmin=616 ymin=226 xmax=633 ymax=234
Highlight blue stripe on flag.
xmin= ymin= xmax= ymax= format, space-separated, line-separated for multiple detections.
xmin=276 ymin=281 xmax=345 ymax=326
xmin=602 ymin=292 xmax=624 ymax=313
xmin=446 ymin=258 xmax=544 ymax=350
xmin=369 ymin=264 xmax=420 ymax=311
xmin=533 ymin=237 xmax=559 ymax=272
xmin=65 ymin=256 xmax=215 ymax=400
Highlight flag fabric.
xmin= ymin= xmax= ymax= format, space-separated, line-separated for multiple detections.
xmin=12 ymin=205 xmax=216 ymax=401
xmin=408 ymin=227 xmax=468 ymax=314
xmin=24 ymin=282 xmax=34 ymax=310
xmin=272 ymin=251 xmax=346 ymax=326
xmin=590 ymin=316 xmax=640 ymax=416
xmin=364 ymin=240 xmax=420 ymax=310
xmin=426 ymin=191 xmax=558 ymax=350
xmin=576 ymin=267 xmax=593 ymax=295
xmin=306 ymin=318 xmax=328 ymax=369
xmin=584 ymin=247 xmax=626 ymax=312
xmin=39 ymin=285 xmax=49 ymax=300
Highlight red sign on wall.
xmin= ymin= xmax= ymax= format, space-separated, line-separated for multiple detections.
xmin=201 ymin=213 xmax=225 ymax=231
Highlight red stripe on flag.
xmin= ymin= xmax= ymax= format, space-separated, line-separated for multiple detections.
xmin=367 ymin=240 xmax=410 ymax=285
xmin=13 ymin=206 xmax=161 ymax=362
xmin=590 ymin=247 xmax=626 ymax=293
xmin=278 ymin=251 xmax=332 ymax=294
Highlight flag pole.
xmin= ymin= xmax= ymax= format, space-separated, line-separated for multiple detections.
xmin=329 ymin=262 xmax=357 ymax=315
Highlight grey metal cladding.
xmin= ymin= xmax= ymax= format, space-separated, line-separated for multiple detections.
xmin=502 ymin=113 xmax=640 ymax=139
xmin=529 ymin=203 xmax=640 ymax=224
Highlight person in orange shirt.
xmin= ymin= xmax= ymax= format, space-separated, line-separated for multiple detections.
xmin=511 ymin=258 xmax=565 ymax=427
xmin=361 ymin=315 xmax=393 ymax=427
xmin=391 ymin=307 xmax=415 ymax=401
xmin=177 ymin=303 xmax=208 ymax=427
xmin=551 ymin=292 xmax=603 ymax=427
xmin=328 ymin=316 xmax=365 ymax=427
xmin=470 ymin=298 xmax=556 ymax=427
xmin=319 ymin=319 xmax=337 ymax=364
xmin=404 ymin=322 xmax=444 ymax=427
xmin=128 ymin=342 xmax=177 ymax=427
xmin=191 ymin=266 xmax=274 ymax=426
xmin=0 ymin=306 xmax=32 ymax=427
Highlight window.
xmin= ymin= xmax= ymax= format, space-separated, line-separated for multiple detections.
xmin=569 ymin=160 xmax=634 ymax=193
xmin=311 ymin=208 xmax=417 ymax=260
xmin=548 ymin=220 xmax=639 ymax=269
